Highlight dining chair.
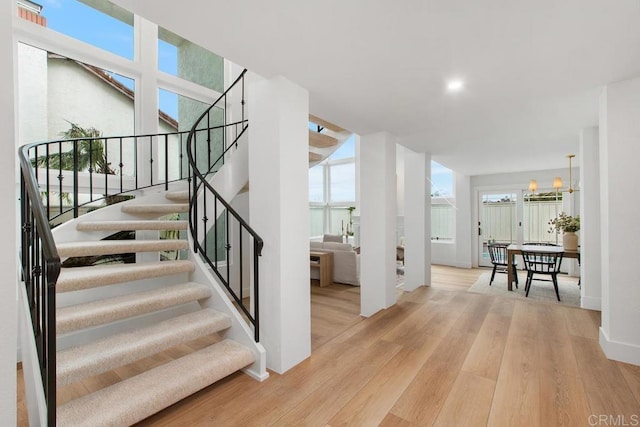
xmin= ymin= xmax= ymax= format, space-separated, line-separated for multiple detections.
xmin=521 ymin=250 xmax=564 ymax=301
xmin=487 ymin=243 xmax=518 ymax=288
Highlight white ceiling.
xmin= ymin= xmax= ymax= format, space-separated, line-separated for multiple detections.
xmin=112 ymin=0 xmax=640 ymax=175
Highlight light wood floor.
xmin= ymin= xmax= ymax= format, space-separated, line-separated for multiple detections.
xmin=17 ymin=265 xmax=640 ymax=426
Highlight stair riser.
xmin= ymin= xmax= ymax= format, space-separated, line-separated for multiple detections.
xmin=57 ymin=310 xmax=231 ymax=386
xmin=57 ymin=261 xmax=195 ymax=293
xmin=58 ymin=340 xmax=255 ymax=426
xmin=58 ymin=241 xmax=188 ymax=258
xmin=121 ymin=204 xmax=189 ymax=215
xmin=76 ymin=221 xmax=188 ymax=232
xmin=57 ymin=282 xmax=211 ymax=334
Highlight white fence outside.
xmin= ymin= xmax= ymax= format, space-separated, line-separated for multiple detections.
xmin=480 ymin=200 xmax=562 ymax=244
xmin=317 ymin=200 xmax=563 ymax=244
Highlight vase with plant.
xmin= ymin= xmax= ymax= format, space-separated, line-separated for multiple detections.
xmin=549 ymin=212 xmax=580 ymax=251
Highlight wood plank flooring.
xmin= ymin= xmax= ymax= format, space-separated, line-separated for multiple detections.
xmin=17 ymin=265 xmax=640 ymax=426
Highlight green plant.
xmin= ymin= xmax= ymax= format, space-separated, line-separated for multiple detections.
xmin=549 ymin=212 xmax=580 ymax=233
xmin=32 ymin=121 xmax=114 ymax=174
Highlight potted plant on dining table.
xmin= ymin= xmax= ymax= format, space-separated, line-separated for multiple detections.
xmin=549 ymin=212 xmax=580 ymax=251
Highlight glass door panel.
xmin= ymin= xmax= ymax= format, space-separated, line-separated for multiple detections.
xmin=523 ymin=192 xmax=563 ymax=245
xmin=478 ymin=192 xmax=518 ymax=267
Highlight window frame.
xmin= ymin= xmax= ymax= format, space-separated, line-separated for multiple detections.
xmin=309 ymin=149 xmax=356 ymax=238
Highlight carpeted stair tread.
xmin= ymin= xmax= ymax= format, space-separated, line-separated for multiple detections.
xmin=165 ymin=190 xmax=189 ymax=202
xmin=121 ymin=203 xmax=189 ymax=214
xmin=57 ymin=260 xmax=195 ymax=293
xmin=57 ymin=282 xmax=212 ymax=334
xmin=57 ymin=339 xmax=255 ymax=426
xmin=57 ymin=239 xmax=188 ymax=258
xmin=57 ymin=309 xmax=231 ymax=386
xmin=76 ymin=220 xmax=188 ymax=231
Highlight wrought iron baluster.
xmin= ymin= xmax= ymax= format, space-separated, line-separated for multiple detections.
xmin=104 ymin=138 xmax=109 ymax=204
xmin=88 ymin=138 xmax=93 ymax=202
xmin=226 ymin=209 xmax=230 ymax=284
xmin=119 ymin=137 xmax=124 ymax=193
xmin=165 ymin=134 xmax=169 ymax=190
xmin=253 ymin=239 xmax=260 ymax=342
xmin=73 ymin=140 xmax=79 ymax=218
xmin=58 ymin=142 xmax=63 ymax=216
xmin=179 ymin=132 xmax=184 ymax=180
xmin=207 ymin=113 xmax=211 ymax=172
xmin=203 ymin=189 xmax=208 ymax=255
xmin=239 ymin=225 xmax=243 ymax=302
xmin=223 ymin=94 xmax=227 ymax=157
xmin=149 ymin=136 xmax=154 ymax=186
xmin=45 ymin=144 xmax=50 ymax=220
xmin=134 ymin=136 xmax=138 ymax=189
xmin=214 ymin=197 xmax=218 ymax=263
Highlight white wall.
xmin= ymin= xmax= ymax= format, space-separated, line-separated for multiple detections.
xmin=1 ymin=1 xmax=17 ymax=424
xmin=394 ymin=162 xmax=473 ymax=269
xmin=403 ymin=148 xmax=430 ymax=290
xmin=360 ymin=132 xmax=397 ymax=316
xmin=580 ymin=127 xmax=601 ymax=310
xmin=396 ymin=144 xmax=405 ymax=217
xmin=17 ymin=42 xmax=47 ymax=145
xmin=48 ymin=58 xmax=135 ymax=139
xmin=248 ymin=75 xmax=310 ymax=374
xmin=455 ymin=172 xmax=472 ymax=268
xmin=599 ymin=77 xmax=640 ymax=365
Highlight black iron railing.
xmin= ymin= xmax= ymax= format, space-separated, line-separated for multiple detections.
xmin=27 ymin=128 xmax=194 ymax=225
xmin=17 ymin=69 xmax=259 ymax=424
xmin=187 ymin=69 xmax=263 ymax=341
xmin=18 ymin=146 xmax=60 ymax=426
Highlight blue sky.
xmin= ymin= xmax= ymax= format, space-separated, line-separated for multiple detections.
xmin=431 ymin=161 xmax=453 ymax=196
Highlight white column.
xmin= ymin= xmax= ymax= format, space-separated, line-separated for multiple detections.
xmin=599 ymin=77 xmax=640 ymax=365
xmin=360 ymin=132 xmax=397 ymax=316
xmin=1 ymin=1 xmax=17 ymax=424
xmin=455 ymin=173 xmax=473 ymax=268
xmin=403 ymin=148 xmax=430 ymax=291
xmin=134 ymin=16 xmax=158 ymax=187
xmin=134 ymin=17 xmax=160 ymax=261
xmin=354 ymin=135 xmax=361 ymax=247
xmin=248 ymin=75 xmax=310 ymax=373
xmin=580 ymin=127 xmax=601 ymax=310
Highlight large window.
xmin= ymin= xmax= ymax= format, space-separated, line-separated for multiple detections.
xmin=309 ymin=134 xmax=356 ymax=238
xmin=431 ymin=161 xmax=454 ymax=241
xmin=16 ymin=0 xmax=225 ymax=165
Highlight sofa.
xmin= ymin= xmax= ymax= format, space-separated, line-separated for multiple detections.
xmin=310 ymin=241 xmax=360 ymax=286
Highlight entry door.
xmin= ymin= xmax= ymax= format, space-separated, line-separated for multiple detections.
xmin=478 ymin=192 xmax=518 ymax=267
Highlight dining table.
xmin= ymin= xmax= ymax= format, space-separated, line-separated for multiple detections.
xmin=506 ymin=244 xmax=580 ymax=291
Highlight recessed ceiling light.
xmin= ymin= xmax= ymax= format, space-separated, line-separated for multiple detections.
xmin=446 ymin=79 xmax=465 ymax=93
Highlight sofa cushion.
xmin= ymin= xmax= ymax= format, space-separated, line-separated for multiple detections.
xmin=322 ymin=242 xmax=353 ymax=252
xmin=310 ymin=241 xmax=323 ymax=250
xmin=323 ymin=234 xmax=344 ymax=243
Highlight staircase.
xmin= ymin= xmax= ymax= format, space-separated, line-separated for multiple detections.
xmin=308 ymin=113 xmax=351 ymax=166
xmin=18 ymin=69 xmax=266 ymax=426
xmin=50 ymin=188 xmax=256 ymax=425
xmin=18 ymin=66 xmax=350 ymax=424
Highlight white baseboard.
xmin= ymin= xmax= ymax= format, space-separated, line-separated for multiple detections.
xmin=581 ymin=295 xmax=601 ymax=311
xmin=454 ymin=261 xmax=473 ymax=269
xmin=600 ymin=327 xmax=640 ymax=366
xmin=243 ymin=366 xmax=270 ymax=382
